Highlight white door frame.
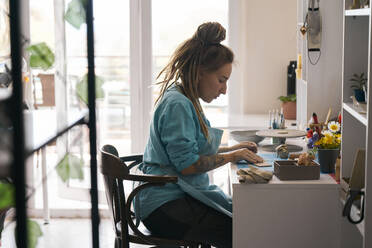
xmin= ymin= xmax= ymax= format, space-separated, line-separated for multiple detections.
xmin=129 ymin=0 xmax=152 ymax=154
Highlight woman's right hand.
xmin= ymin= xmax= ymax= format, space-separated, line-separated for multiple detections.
xmin=231 ymin=148 xmax=264 ymax=164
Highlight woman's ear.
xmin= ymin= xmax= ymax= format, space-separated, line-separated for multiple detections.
xmin=198 ymin=68 xmax=205 ymax=78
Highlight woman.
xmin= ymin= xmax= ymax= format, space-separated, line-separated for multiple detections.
xmin=137 ymin=22 xmax=263 ymax=248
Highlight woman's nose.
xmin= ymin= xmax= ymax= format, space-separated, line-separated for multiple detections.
xmin=220 ymin=83 xmax=227 ymax=95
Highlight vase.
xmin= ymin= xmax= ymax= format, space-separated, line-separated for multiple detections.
xmin=354 ymin=89 xmax=365 ymax=102
xmin=318 ymin=149 xmax=340 ymax=173
xmin=282 ymin=101 xmax=296 ymax=120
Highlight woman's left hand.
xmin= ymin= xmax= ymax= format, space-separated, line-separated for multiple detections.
xmin=235 ymin=141 xmax=258 ymax=153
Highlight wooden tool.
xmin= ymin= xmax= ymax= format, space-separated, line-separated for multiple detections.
xmin=325 ymin=108 xmax=332 ymax=125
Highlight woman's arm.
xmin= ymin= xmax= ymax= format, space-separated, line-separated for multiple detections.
xmin=218 ymin=141 xmax=258 ymax=153
xmin=181 ymin=148 xmax=263 ymax=175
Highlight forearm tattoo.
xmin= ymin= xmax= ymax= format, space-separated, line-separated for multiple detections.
xmin=192 ymin=154 xmax=228 ymax=173
xmin=217 ymin=147 xmax=233 ymax=153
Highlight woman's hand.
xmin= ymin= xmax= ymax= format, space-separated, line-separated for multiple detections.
xmin=231 ymin=148 xmax=263 ymax=164
xmin=181 ymin=148 xmax=263 ymax=175
xmin=218 ymin=141 xmax=258 ymax=154
xmin=234 ymin=141 xmax=258 ymax=153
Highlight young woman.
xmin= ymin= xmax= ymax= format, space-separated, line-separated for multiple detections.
xmin=137 ymin=22 xmax=263 ymax=248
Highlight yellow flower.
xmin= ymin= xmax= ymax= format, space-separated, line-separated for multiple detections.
xmin=328 ymin=121 xmax=340 ymax=133
xmin=325 ymin=136 xmax=333 ymax=145
xmin=23 ymin=76 xmax=30 ymax=83
xmin=315 ymin=130 xmax=341 ymax=149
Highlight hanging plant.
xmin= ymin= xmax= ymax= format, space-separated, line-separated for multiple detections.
xmin=0 ymin=182 xmax=14 ymax=210
xmin=26 ymin=42 xmax=55 ymax=70
xmin=1 ymin=183 xmax=43 ymax=248
xmin=76 ymin=74 xmax=105 ymax=105
xmin=14 ymin=219 xmax=43 ymax=248
xmin=27 ymin=220 xmax=43 ymax=248
xmin=56 ymin=153 xmax=84 ymax=183
xmin=65 ymin=0 xmax=87 ymax=29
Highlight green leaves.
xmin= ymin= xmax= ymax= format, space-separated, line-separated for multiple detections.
xmin=14 ymin=219 xmax=43 ymax=248
xmin=76 ymin=74 xmax=105 ymax=105
xmin=27 ymin=220 xmax=43 ymax=248
xmin=1 ymin=183 xmax=43 ymax=247
xmin=350 ymin=72 xmax=368 ymax=90
xmin=65 ymin=0 xmax=87 ymax=29
xmin=278 ymin=94 xmax=296 ymax=103
xmin=56 ymin=153 xmax=84 ymax=183
xmin=0 ymin=182 xmax=14 ymax=210
xmin=26 ymin=42 xmax=55 ymax=70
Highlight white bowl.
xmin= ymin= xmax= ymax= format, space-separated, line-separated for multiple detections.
xmin=230 ymin=130 xmax=265 ymax=144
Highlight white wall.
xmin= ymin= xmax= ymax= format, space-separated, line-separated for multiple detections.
xmin=240 ymin=0 xmax=297 ymax=114
xmin=305 ymin=0 xmax=343 ymax=123
xmin=296 ymin=0 xmax=343 ymax=127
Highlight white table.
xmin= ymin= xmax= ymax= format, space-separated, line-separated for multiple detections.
xmin=230 ymin=140 xmax=341 ymax=248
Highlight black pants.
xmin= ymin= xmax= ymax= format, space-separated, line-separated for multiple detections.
xmin=142 ymin=195 xmax=232 ymax=248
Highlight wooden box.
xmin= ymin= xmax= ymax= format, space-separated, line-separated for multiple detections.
xmin=274 ymin=160 xmax=320 ymax=180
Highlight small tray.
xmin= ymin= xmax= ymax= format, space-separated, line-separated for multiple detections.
xmin=274 ymin=160 xmax=320 ymax=180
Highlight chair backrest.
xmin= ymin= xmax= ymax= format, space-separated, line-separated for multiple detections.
xmin=100 ymin=145 xmax=130 ymax=241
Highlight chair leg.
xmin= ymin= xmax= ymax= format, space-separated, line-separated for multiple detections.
xmin=114 ymin=237 xmax=121 ymax=248
xmin=200 ymin=244 xmax=211 ymax=248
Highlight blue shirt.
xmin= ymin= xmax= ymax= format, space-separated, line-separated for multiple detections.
xmin=138 ymin=85 xmax=211 ymax=220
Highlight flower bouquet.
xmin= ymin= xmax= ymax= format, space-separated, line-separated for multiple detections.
xmin=311 ymin=121 xmax=341 ymax=173
xmin=314 ymin=121 xmax=341 ymax=149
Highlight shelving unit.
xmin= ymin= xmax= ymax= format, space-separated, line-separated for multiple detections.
xmin=341 ymin=1 xmax=372 ymax=247
xmin=342 ymin=102 xmax=367 ymax=126
xmin=345 ymin=8 xmax=371 ymax=16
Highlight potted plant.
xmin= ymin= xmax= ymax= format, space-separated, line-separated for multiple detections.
xmin=350 ymin=73 xmax=367 ymax=102
xmin=278 ymin=94 xmax=296 ymax=120
xmin=313 ymin=121 xmax=342 ymax=173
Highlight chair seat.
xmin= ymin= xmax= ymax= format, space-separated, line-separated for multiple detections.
xmin=116 ymin=221 xmax=151 ymax=236
xmin=115 ymin=221 xmax=201 ymax=246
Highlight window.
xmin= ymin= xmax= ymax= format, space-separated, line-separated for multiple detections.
xmin=65 ymin=0 xmax=131 ymax=155
xmin=152 ymin=0 xmax=229 ymax=127
xmin=27 ymin=0 xmax=233 ymax=215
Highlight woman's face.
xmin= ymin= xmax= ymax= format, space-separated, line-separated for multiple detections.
xmin=198 ymin=63 xmax=232 ymax=103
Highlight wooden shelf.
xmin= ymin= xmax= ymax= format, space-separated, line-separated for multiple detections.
xmin=343 ymin=102 xmax=367 ymax=126
xmin=345 ymin=8 xmax=370 ymax=16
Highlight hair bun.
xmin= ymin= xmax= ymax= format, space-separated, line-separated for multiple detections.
xmin=194 ymin=22 xmax=226 ymax=46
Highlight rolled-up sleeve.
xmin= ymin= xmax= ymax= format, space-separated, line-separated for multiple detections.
xmin=158 ymin=101 xmax=200 ymax=172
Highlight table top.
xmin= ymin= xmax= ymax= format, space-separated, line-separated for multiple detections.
xmin=256 ymin=129 xmax=307 ymax=138
xmin=228 ymin=136 xmax=338 ymax=188
xmin=230 ymin=162 xmax=338 ymax=187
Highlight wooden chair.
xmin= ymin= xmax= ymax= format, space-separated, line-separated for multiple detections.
xmin=100 ymin=144 xmax=210 ymax=248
